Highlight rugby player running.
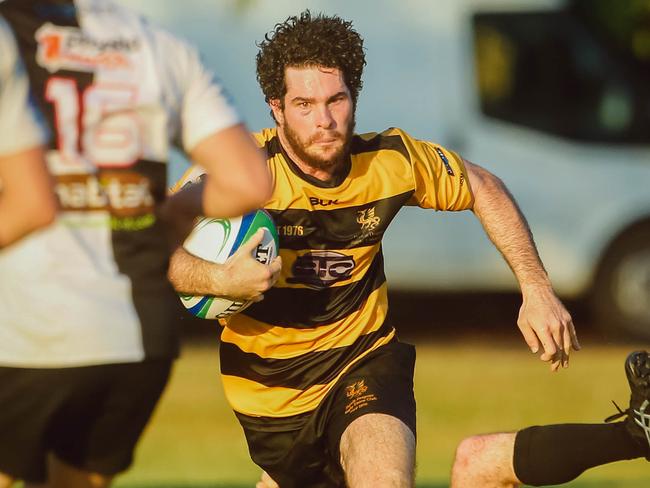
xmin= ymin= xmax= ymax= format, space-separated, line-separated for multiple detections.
xmin=171 ymin=10 xmax=578 ymax=488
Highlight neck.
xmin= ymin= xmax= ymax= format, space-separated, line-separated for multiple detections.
xmin=276 ymin=128 xmax=342 ymax=182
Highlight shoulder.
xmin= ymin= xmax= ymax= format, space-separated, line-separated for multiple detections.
xmin=351 ymin=127 xmax=414 ymax=162
xmin=252 ymin=128 xmax=279 ymax=151
xmin=0 ymin=16 xmax=17 ymax=75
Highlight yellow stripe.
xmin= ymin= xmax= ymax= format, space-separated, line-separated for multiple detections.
xmin=222 ymin=285 xmax=387 ymax=358
xmin=266 ymin=153 xmax=413 ymax=211
xmin=221 ymin=328 xmax=395 ymax=417
xmin=274 ymin=243 xmax=380 ymax=289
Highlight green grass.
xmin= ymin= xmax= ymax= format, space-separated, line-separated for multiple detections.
xmin=115 ymin=337 xmax=649 ymax=487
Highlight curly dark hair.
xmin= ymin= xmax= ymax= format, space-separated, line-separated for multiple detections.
xmin=256 ymin=10 xmax=366 ymax=107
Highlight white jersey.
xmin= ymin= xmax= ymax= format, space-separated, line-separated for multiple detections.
xmin=0 ymin=16 xmax=48 ymax=155
xmin=0 ymin=0 xmax=240 ymax=367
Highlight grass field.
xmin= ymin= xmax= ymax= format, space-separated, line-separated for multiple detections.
xmin=115 ymin=335 xmax=649 ymax=488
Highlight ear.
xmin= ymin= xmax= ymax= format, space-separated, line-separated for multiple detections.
xmin=269 ymin=99 xmax=284 ymax=125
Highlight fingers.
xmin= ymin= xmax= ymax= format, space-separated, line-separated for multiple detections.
xmin=567 ymin=317 xmax=581 ymax=351
xmin=517 ymin=320 xmax=541 ymax=354
xmin=237 ymin=228 xmax=265 ymax=255
xmin=268 ymin=256 xmax=282 ymax=279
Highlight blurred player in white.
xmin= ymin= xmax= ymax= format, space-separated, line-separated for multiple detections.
xmin=0 ymin=1 xmax=275 ymax=487
xmin=0 ymin=15 xmax=56 ymax=247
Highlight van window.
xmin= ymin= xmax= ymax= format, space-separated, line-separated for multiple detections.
xmin=472 ymin=8 xmax=650 ymax=144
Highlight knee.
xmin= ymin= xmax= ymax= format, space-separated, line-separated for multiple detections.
xmin=454 ymin=435 xmax=486 ymax=470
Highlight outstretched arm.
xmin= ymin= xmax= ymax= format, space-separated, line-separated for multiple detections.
xmin=465 ymin=159 xmax=579 ymax=370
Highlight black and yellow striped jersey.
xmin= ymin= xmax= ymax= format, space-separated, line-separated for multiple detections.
xmin=177 ymin=126 xmax=474 ymax=418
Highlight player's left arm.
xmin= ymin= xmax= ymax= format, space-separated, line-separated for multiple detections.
xmin=465 ymin=159 xmax=580 ymax=371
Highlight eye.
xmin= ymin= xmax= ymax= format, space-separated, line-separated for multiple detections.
xmin=298 ymin=101 xmax=310 ymax=109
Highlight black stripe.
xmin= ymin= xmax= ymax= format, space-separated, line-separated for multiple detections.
xmin=220 ymin=319 xmax=394 ymax=390
xmin=264 ymin=134 xmax=351 ymax=188
xmin=350 ymin=132 xmax=411 ymax=162
xmin=269 ymin=191 xmax=413 ymax=250
xmin=244 ymin=250 xmax=386 ymax=327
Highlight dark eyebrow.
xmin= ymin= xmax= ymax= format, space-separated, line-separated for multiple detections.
xmin=290 ymin=92 xmax=348 ymax=104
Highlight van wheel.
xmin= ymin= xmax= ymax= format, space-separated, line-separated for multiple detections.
xmin=592 ymin=224 xmax=650 ymax=341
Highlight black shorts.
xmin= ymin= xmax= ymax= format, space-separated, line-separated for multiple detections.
xmin=235 ymin=340 xmax=416 ymax=488
xmin=0 ymin=360 xmax=172 ymax=483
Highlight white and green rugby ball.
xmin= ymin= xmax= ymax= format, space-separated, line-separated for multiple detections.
xmin=179 ymin=209 xmax=279 ymax=319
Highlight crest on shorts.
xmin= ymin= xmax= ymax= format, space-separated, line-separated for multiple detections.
xmin=345 ymin=380 xmax=368 ymax=399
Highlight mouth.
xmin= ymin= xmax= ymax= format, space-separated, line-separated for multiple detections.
xmin=312 ymin=137 xmax=341 ymax=146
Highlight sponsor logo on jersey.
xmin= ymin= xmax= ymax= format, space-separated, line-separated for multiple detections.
xmin=287 ymin=251 xmax=355 ymax=288
xmin=54 ymin=172 xmax=155 ymax=217
xmin=35 ymin=23 xmax=139 ymax=72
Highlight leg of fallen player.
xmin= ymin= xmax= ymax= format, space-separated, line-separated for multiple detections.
xmin=339 ymin=413 xmax=415 ymax=488
xmin=450 ymin=432 xmax=520 ymax=488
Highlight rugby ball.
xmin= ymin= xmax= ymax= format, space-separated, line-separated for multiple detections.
xmin=178 ymin=209 xmax=279 ymax=319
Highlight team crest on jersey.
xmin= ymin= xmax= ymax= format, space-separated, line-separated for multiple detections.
xmin=357 ymin=207 xmax=381 ymax=232
xmin=35 ymin=23 xmax=138 ymax=73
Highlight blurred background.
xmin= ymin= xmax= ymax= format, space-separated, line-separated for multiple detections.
xmin=111 ymin=0 xmax=650 ymax=486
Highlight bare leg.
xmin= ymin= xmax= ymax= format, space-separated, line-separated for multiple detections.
xmin=255 ymin=471 xmax=279 ymax=488
xmin=26 ymin=455 xmax=113 ymax=488
xmin=0 ymin=472 xmax=15 ymax=488
xmin=450 ymin=432 xmax=520 ymax=488
xmin=340 ymin=413 xmax=415 ymax=488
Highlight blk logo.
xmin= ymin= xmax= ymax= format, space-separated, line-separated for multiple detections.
xmin=309 ymin=197 xmax=339 ymax=207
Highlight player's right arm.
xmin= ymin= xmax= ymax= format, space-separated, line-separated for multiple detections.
xmin=0 ymin=18 xmax=57 ymax=248
xmin=159 ymin=34 xmax=271 ymax=236
xmin=168 ymin=229 xmax=282 ymax=301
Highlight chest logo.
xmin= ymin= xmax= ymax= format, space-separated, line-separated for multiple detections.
xmin=357 ymin=207 xmax=381 ymax=232
xmin=287 ymin=251 xmax=355 ymax=288
xmin=35 ymin=23 xmax=138 ymax=73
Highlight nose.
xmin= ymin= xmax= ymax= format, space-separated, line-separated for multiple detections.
xmin=315 ymin=104 xmax=335 ymax=130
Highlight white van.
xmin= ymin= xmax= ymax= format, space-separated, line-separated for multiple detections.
xmin=383 ymin=0 xmax=650 ymax=340
xmin=128 ymin=0 xmax=649 ymax=339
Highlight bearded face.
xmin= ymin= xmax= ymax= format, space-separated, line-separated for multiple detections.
xmin=272 ymin=66 xmax=355 ymax=173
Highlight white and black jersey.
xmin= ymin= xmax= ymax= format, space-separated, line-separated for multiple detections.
xmin=0 ymin=0 xmax=240 ymax=367
xmin=0 ymin=15 xmax=48 ymax=155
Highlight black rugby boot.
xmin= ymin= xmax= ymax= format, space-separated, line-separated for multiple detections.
xmin=606 ymin=350 xmax=650 ymax=459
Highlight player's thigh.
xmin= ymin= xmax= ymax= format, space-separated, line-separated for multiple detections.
xmin=327 ymin=341 xmax=417 ymax=486
xmin=340 ymin=412 xmax=415 ymax=485
xmin=0 ymin=472 xmax=14 ymax=488
xmin=51 ymin=360 xmax=172 ymax=478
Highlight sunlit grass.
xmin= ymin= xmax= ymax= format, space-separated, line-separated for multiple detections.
xmin=115 ymin=337 xmax=649 ymax=487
